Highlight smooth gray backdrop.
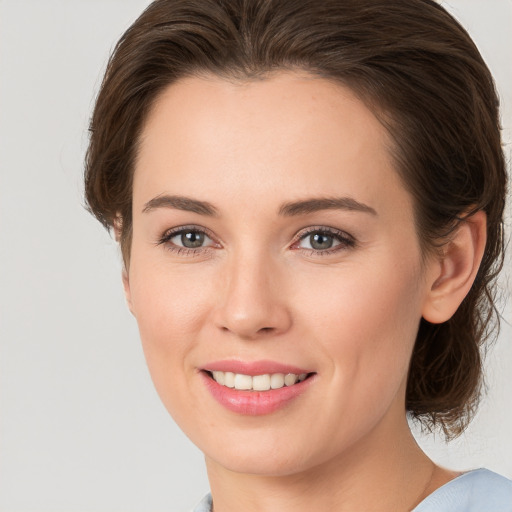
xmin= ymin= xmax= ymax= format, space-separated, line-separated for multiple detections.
xmin=0 ymin=1 xmax=511 ymax=511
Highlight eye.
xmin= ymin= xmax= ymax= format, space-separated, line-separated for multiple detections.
xmin=301 ymin=232 xmax=338 ymax=250
xmin=294 ymin=227 xmax=355 ymax=254
xmin=172 ymin=230 xmax=210 ymax=248
xmin=158 ymin=226 xmax=218 ymax=253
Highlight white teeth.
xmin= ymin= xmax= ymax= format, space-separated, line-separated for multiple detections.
xmin=212 ymin=371 xmax=225 ymax=386
xmin=209 ymin=371 xmax=309 ymax=390
xmin=270 ymin=373 xmax=285 ymax=389
xmin=252 ymin=374 xmax=271 ymax=391
xmin=284 ymin=373 xmax=298 ymax=386
xmin=224 ymin=372 xmax=235 ymax=388
xmin=234 ymin=373 xmax=252 ymax=390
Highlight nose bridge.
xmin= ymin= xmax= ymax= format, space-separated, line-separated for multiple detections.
xmin=215 ymin=245 xmax=291 ymax=339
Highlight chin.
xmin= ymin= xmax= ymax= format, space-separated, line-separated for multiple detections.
xmin=197 ymin=426 xmax=334 ymax=477
xmin=208 ymin=449 xmax=314 ymax=477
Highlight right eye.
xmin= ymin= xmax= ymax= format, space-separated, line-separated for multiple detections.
xmin=170 ymin=230 xmax=211 ymax=248
xmin=158 ymin=226 xmax=218 ymax=254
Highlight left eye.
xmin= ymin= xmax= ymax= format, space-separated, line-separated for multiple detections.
xmin=168 ymin=229 xmax=214 ymax=249
xmin=297 ymin=230 xmax=353 ymax=251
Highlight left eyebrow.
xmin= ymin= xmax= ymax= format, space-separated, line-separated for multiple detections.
xmin=278 ymin=197 xmax=377 ymax=216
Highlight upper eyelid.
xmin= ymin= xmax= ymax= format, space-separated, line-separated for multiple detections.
xmin=295 ymin=225 xmax=354 ymax=240
xmin=159 ymin=225 xmax=216 ymax=241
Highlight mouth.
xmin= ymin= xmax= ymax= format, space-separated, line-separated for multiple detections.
xmin=200 ymin=362 xmax=316 ymax=415
xmin=203 ymin=370 xmax=313 ymax=391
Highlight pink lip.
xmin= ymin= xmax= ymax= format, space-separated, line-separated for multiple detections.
xmin=203 ymin=359 xmax=311 ymax=376
xmin=199 ymin=360 xmax=315 ymax=416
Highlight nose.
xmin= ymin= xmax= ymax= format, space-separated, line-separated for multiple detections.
xmin=214 ymin=251 xmax=292 ymax=340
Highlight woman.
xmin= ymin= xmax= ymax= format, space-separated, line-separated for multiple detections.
xmin=85 ymin=0 xmax=511 ymax=510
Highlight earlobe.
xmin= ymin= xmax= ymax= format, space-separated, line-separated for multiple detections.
xmin=113 ymin=214 xmax=123 ymax=242
xmin=122 ymin=268 xmax=135 ymax=316
xmin=422 ymin=210 xmax=487 ymax=324
xmin=115 ymin=214 xmax=134 ymax=315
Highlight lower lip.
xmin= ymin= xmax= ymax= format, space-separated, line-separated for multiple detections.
xmin=201 ymin=372 xmax=314 ymax=415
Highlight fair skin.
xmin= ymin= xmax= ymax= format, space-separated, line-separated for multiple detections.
xmin=123 ymin=72 xmax=486 ymax=511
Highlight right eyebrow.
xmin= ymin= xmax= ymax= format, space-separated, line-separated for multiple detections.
xmin=142 ymin=194 xmax=219 ymax=216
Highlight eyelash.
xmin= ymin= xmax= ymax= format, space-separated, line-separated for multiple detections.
xmin=292 ymin=226 xmax=356 ymax=255
xmin=156 ymin=225 xmax=218 ymax=257
xmin=156 ymin=225 xmax=356 ymax=257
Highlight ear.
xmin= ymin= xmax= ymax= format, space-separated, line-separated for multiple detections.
xmin=114 ymin=213 xmax=135 ymax=315
xmin=422 ymin=210 xmax=487 ymax=324
xmin=113 ymin=214 xmax=123 ymax=242
xmin=122 ymin=267 xmax=135 ymax=315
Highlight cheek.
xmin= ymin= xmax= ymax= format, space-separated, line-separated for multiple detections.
xmin=298 ymin=251 xmax=422 ymax=334
xmin=127 ymin=253 xmax=215 ymax=403
xmin=129 ymin=247 xmax=213 ymax=336
xmin=295 ymin=254 xmax=423 ymax=397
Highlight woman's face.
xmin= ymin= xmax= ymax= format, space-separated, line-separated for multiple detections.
xmin=126 ymin=72 xmax=437 ymax=476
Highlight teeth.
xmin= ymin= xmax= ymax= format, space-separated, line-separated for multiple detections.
xmin=270 ymin=373 xmax=285 ymax=389
xmin=253 ymin=374 xmax=271 ymax=391
xmin=284 ymin=373 xmax=298 ymax=386
xmin=212 ymin=371 xmax=225 ymax=386
xmin=209 ymin=371 xmax=309 ymax=391
xmin=234 ymin=373 xmax=252 ymax=390
xmin=224 ymin=372 xmax=235 ymax=388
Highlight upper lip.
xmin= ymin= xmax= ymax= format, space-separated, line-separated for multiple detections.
xmin=202 ymin=359 xmax=312 ymax=376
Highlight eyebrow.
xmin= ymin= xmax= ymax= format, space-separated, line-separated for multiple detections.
xmin=142 ymin=195 xmax=218 ymax=216
xmin=278 ymin=197 xmax=377 ymax=216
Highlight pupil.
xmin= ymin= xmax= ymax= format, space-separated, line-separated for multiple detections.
xmin=182 ymin=231 xmax=204 ymax=248
xmin=311 ymin=233 xmax=333 ymax=250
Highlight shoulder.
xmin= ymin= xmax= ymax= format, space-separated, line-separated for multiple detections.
xmin=188 ymin=472 xmax=512 ymax=512
xmin=190 ymin=493 xmax=212 ymax=512
xmin=413 ymin=469 xmax=512 ymax=512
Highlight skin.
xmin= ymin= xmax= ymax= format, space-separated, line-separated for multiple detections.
xmin=123 ymin=72 xmax=486 ymax=511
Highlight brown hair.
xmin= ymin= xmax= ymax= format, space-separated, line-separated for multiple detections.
xmin=84 ymin=0 xmax=507 ymax=438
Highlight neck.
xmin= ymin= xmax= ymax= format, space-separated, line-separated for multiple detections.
xmin=205 ymin=415 xmax=448 ymax=512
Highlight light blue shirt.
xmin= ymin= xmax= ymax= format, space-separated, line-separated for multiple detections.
xmin=192 ymin=469 xmax=512 ymax=511
xmin=412 ymin=469 xmax=512 ymax=512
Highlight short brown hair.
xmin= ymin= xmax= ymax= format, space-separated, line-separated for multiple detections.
xmin=84 ymin=0 xmax=507 ymax=438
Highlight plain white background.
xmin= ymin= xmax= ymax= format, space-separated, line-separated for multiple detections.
xmin=0 ymin=1 xmax=510 ymax=511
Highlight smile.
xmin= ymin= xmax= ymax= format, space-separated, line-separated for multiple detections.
xmin=201 ymin=363 xmax=316 ymax=415
xmin=208 ymin=371 xmax=309 ymax=391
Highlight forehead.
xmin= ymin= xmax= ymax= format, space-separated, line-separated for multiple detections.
xmin=134 ymin=71 xmax=409 ymax=217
